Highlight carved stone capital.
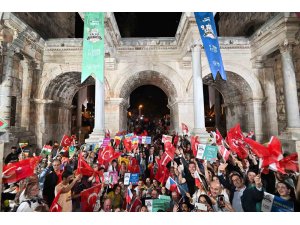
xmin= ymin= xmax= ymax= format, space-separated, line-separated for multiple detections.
xmin=279 ymin=39 xmax=293 ymax=54
xmin=190 ymin=39 xmax=203 ymax=51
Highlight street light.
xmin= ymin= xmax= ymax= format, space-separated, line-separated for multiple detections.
xmin=138 ymin=105 xmax=143 ymax=118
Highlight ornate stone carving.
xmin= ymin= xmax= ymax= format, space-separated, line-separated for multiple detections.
xmin=279 ymin=39 xmax=293 ymax=54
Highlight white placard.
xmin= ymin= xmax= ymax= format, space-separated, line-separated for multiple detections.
xmin=124 ymin=173 xmax=131 ymax=185
xmin=104 ymin=172 xmax=109 ymax=184
xmin=145 ymin=199 xmax=153 ymax=212
xmin=195 ymin=203 xmax=208 ymax=211
xmin=196 ymin=144 xmax=206 ymax=159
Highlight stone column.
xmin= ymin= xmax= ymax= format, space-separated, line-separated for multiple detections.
xmin=279 ymin=41 xmax=300 ymax=128
xmin=264 ymin=62 xmax=279 ymax=136
xmin=191 ymin=41 xmax=209 ymax=142
xmin=214 ymin=89 xmax=221 ymax=130
xmin=0 ymin=49 xmax=14 ymax=127
xmin=20 ymin=58 xmax=32 ymax=130
xmin=252 ymin=99 xmax=264 ymax=142
xmin=85 ymin=79 xmax=105 ymax=144
xmin=251 ymin=57 xmax=265 ymax=142
xmin=105 ymin=98 xmax=129 ymax=134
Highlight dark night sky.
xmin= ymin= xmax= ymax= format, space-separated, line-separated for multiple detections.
xmin=114 ymin=12 xmax=182 ymax=37
xmin=128 ymin=85 xmax=169 ymax=119
xmin=75 ymin=12 xmax=182 ymax=38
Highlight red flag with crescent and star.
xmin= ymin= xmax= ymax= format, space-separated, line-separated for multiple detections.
xmin=191 ymin=136 xmax=200 ymax=157
xmin=97 ymin=146 xmax=122 ymax=166
xmin=160 ymin=142 xmax=176 ymax=166
xmin=80 ymin=184 xmax=102 ymax=212
xmin=2 ymin=156 xmax=41 ymax=184
xmin=77 ymin=153 xmax=95 ymax=177
xmin=60 ymin=134 xmax=73 ymax=147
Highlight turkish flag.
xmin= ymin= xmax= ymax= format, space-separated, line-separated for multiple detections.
xmin=50 ymin=191 xmax=62 ymax=212
xmin=60 ymin=134 xmax=73 ymax=147
xmin=155 ymin=159 xmax=169 ymax=184
xmin=80 ymin=184 xmax=102 ymax=212
xmin=218 ymin=145 xmax=230 ymax=162
xmin=182 ymin=123 xmax=189 ymax=134
xmin=257 ymin=136 xmax=286 ymax=173
xmin=77 ymin=153 xmax=95 ymax=177
xmin=97 ymin=146 xmax=122 ymax=166
xmin=105 ymin=129 xmax=110 ymax=138
xmin=123 ymin=138 xmax=132 ymax=152
xmin=191 ymin=136 xmax=200 ymax=157
xmin=267 ymin=136 xmax=283 ymax=159
xmin=279 ymin=152 xmax=299 ymax=172
xmin=215 ymin=129 xmax=224 ymax=145
xmin=160 ymin=142 xmax=175 ymax=166
xmin=244 ymin=137 xmax=269 ymax=158
xmin=2 ymin=156 xmax=41 ymax=184
xmin=226 ymin=124 xmax=248 ymax=159
xmin=128 ymin=157 xmax=140 ymax=173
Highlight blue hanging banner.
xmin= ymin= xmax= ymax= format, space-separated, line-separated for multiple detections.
xmin=194 ymin=12 xmax=227 ymax=80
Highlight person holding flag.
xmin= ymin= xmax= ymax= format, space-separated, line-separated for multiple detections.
xmin=54 ymin=169 xmax=82 ymax=212
xmin=42 ymin=159 xmax=62 ymax=207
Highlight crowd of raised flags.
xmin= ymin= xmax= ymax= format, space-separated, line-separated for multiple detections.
xmin=1 ymin=122 xmax=300 ymax=212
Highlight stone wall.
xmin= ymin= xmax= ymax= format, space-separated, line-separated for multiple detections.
xmin=218 ymin=12 xmax=278 ymax=37
xmin=13 ymin=12 xmax=75 ymax=39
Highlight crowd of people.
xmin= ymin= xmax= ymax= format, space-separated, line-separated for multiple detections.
xmin=1 ymin=125 xmax=300 ymax=212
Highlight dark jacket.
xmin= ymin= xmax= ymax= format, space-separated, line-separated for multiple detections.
xmin=4 ymin=153 xmax=19 ymax=164
xmin=240 ymin=186 xmax=264 ymax=212
xmin=42 ymin=170 xmax=59 ymax=207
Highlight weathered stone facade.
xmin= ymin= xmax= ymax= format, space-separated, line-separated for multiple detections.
xmin=218 ymin=12 xmax=278 ymax=36
xmin=0 ymin=12 xmax=300 ymax=160
xmin=13 ymin=12 xmax=75 ymax=39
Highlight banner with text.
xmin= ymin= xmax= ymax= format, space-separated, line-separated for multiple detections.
xmin=81 ymin=12 xmax=105 ymax=83
xmin=194 ymin=12 xmax=226 ymax=80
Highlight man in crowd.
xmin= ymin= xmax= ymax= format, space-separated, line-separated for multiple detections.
xmin=4 ymin=146 xmax=19 ymax=164
xmin=42 ymin=159 xmax=62 ymax=206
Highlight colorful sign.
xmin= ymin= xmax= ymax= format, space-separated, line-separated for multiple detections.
xmin=124 ymin=173 xmax=140 ymax=185
xmin=196 ymin=144 xmax=206 ymax=159
xmin=145 ymin=198 xmax=170 ymax=212
xmin=101 ymin=138 xmax=111 ymax=148
xmin=261 ymin=192 xmax=294 ymax=212
xmin=203 ymin=145 xmax=218 ymax=161
xmin=81 ymin=12 xmax=105 ymax=83
xmin=125 ymin=133 xmax=134 ymax=139
xmin=196 ymin=144 xmax=218 ymax=161
xmin=0 ymin=117 xmax=8 ymax=129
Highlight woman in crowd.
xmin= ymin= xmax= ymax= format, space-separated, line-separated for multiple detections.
xmin=16 ymin=181 xmax=46 ymax=212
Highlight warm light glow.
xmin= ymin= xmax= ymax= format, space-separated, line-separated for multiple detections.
xmin=139 ymin=104 xmax=143 ymax=109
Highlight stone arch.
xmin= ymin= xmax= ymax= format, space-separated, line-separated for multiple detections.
xmin=186 ymin=63 xmax=263 ymax=100
xmin=114 ymin=67 xmax=180 ymax=132
xmin=119 ymin=70 xmax=178 ymax=102
xmin=37 ymin=66 xmax=111 ymax=145
xmin=114 ymin=63 xmax=185 ymax=100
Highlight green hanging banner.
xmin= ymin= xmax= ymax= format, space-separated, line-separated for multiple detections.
xmin=81 ymin=12 xmax=105 ymax=83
